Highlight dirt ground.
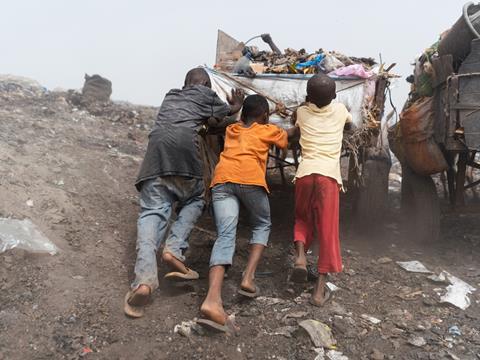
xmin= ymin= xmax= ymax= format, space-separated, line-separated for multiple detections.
xmin=0 ymin=80 xmax=479 ymax=360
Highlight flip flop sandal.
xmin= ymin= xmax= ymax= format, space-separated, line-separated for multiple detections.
xmin=196 ymin=319 xmax=230 ymax=333
xmin=309 ymin=287 xmax=332 ymax=307
xmin=164 ymin=268 xmax=199 ymax=282
xmin=124 ymin=291 xmax=148 ymax=318
xmin=196 ymin=316 xmax=237 ymax=335
xmin=290 ymin=266 xmax=308 ymax=283
xmin=237 ymin=286 xmax=259 ymax=298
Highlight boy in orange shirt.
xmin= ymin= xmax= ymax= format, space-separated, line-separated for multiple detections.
xmin=199 ymin=94 xmax=294 ymax=331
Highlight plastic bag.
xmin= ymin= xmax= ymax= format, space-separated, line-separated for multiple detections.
xmin=295 ymin=54 xmax=325 ymax=70
xmin=0 ymin=218 xmax=58 ymax=255
xmin=321 ymin=53 xmax=345 ymax=72
xmin=400 ymin=97 xmax=434 ymax=142
xmin=400 ymin=97 xmax=448 ymax=175
xmin=330 ymin=64 xmax=374 ymax=79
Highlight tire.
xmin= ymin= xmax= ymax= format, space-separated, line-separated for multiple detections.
xmin=401 ymin=165 xmax=440 ymax=242
xmin=354 ymin=148 xmax=392 ymax=232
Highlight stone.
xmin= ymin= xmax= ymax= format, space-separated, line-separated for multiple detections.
xmin=370 ymin=348 xmax=385 ymax=360
xmin=377 ymin=257 xmax=393 ymax=264
xmin=330 ymin=301 xmax=348 ymax=316
xmin=407 ymin=335 xmax=426 ymax=347
xmin=361 ymin=314 xmax=381 ymax=325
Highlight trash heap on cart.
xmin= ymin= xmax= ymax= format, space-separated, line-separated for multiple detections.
xmin=209 ymin=30 xmax=398 ymax=178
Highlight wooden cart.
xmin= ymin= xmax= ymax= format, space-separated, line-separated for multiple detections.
xmin=210 ymin=31 xmax=396 ymax=231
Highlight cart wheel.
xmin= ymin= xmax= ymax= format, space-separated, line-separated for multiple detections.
xmin=401 ymin=165 xmax=440 ymax=242
xmin=354 ymin=148 xmax=391 ymax=233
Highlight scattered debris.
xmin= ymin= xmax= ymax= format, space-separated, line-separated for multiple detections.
xmin=361 ymin=314 xmax=381 ymax=325
xmin=255 ymin=296 xmax=285 ymax=306
xmin=281 ymin=311 xmax=308 ymax=323
xmin=0 ymin=218 xmax=58 ymax=254
xmin=446 ymin=350 xmax=461 ymax=360
xmin=345 ymin=268 xmax=356 ymax=276
xmin=298 ymin=320 xmax=336 ymax=349
xmin=377 ymin=257 xmax=393 ymax=264
xmin=407 ymin=335 xmax=426 ymax=347
xmin=266 ymin=326 xmax=297 ymax=338
xmin=448 ymin=326 xmax=462 ymax=337
xmin=326 ymin=282 xmax=340 ymax=292
xmin=173 ymin=320 xmax=204 ymax=337
xmin=370 ymin=348 xmax=385 ymax=360
xmin=396 ymin=261 xmax=432 ymax=273
xmin=326 ymin=350 xmax=349 ymax=360
xmin=80 ymin=346 xmax=93 ymax=356
xmin=438 ymin=271 xmax=477 ymax=310
xmin=329 ymin=301 xmax=348 ymax=316
xmin=26 ymin=199 xmax=34 ymax=207
xmin=396 ymin=289 xmax=423 ymax=301
xmin=427 ymin=272 xmax=449 ymax=284
xmin=314 ymin=347 xmax=325 ymax=360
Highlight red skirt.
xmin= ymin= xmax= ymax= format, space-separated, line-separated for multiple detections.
xmin=294 ymin=174 xmax=342 ymax=273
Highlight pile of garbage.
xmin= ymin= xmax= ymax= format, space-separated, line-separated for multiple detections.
xmin=0 ymin=73 xmax=157 ymax=128
xmin=215 ymin=30 xmax=378 ymax=78
xmin=81 ymin=74 xmax=112 ymax=103
xmin=247 ymin=47 xmax=376 ymax=76
xmin=0 ymin=74 xmax=47 ymax=98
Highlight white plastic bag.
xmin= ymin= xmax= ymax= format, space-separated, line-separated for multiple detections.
xmin=321 ymin=53 xmax=345 ymax=72
xmin=438 ymin=271 xmax=476 ymax=310
xmin=396 ymin=260 xmax=432 ymax=273
xmin=0 ymin=218 xmax=58 ymax=255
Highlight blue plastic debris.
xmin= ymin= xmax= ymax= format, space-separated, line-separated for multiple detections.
xmin=296 ymin=54 xmax=325 ymax=70
xmin=448 ymin=326 xmax=462 ymax=336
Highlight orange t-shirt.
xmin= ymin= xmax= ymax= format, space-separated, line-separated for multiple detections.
xmin=211 ymin=122 xmax=288 ymax=192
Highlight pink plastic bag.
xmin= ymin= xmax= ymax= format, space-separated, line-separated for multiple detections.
xmin=330 ymin=64 xmax=374 ymax=79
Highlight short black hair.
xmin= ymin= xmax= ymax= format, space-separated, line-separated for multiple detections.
xmin=241 ymin=94 xmax=269 ymax=124
xmin=184 ymin=68 xmax=211 ymax=88
xmin=306 ymin=74 xmax=336 ymax=108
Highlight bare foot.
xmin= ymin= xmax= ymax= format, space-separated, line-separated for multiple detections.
xmin=162 ymin=252 xmax=188 ymax=274
xmin=240 ymin=274 xmax=256 ymax=293
xmin=291 ymin=241 xmax=308 ymax=283
xmin=311 ymin=285 xmax=325 ymax=304
xmin=311 ymin=274 xmax=329 ymax=306
xmin=200 ymin=299 xmax=227 ymax=325
xmin=128 ymin=284 xmax=151 ymax=306
xmin=294 ymin=241 xmax=307 ymax=269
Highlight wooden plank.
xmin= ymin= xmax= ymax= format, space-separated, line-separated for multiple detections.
xmin=216 ymin=30 xmax=244 ymax=71
xmin=445 ymin=76 xmax=467 ymax=151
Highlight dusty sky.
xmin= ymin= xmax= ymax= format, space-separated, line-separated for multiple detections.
xmin=1 ymin=0 xmax=469 ymax=107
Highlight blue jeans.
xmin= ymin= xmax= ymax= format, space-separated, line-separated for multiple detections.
xmin=210 ymin=183 xmax=271 ymax=267
xmin=132 ymin=176 xmax=205 ymax=290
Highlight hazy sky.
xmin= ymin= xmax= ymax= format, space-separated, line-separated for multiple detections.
xmin=1 ymin=0 xmax=469 ymax=107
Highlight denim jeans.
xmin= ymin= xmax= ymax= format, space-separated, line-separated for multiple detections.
xmin=132 ymin=176 xmax=205 ymax=290
xmin=210 ymin=183 xmax=271 ymax=267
